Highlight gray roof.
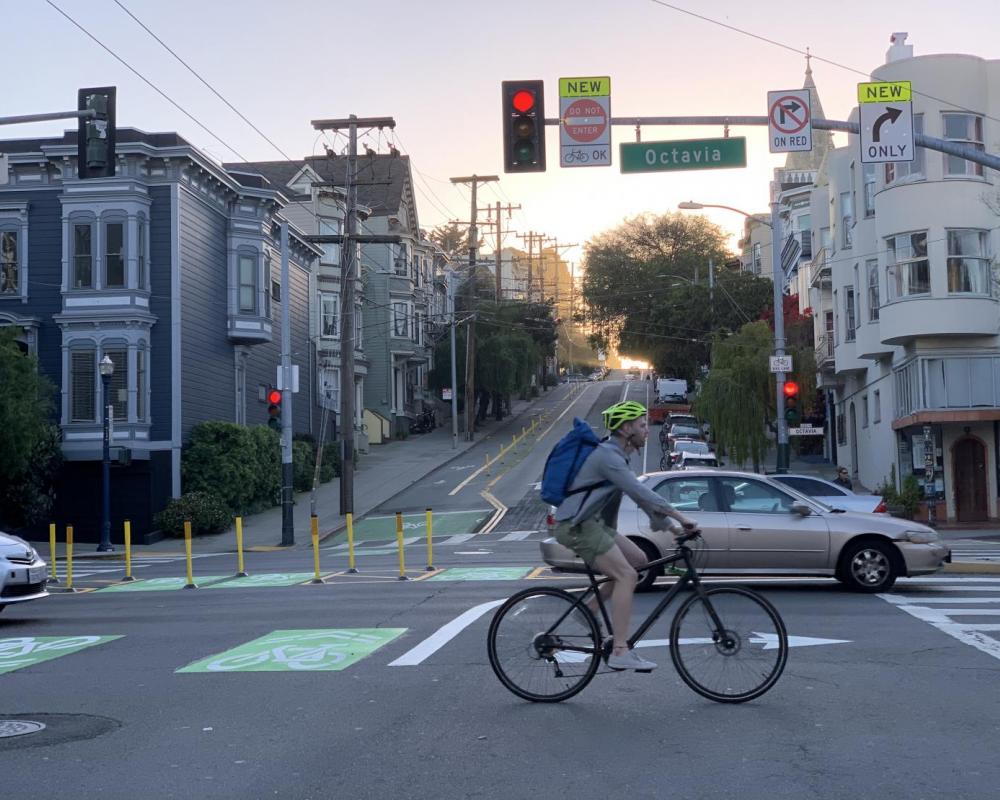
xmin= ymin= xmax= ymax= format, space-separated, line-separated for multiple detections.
xmin=225 ymin=154 xmax=411 ymax=215
xmin=0 ymin=127 xmax=193 ymax=154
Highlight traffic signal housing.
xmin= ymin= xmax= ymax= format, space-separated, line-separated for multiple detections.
xmin=783 ymin=380 xmax=801 ymax=426
xmin=267 ymin=388 xmax=282 ymax=431
xmin=502 ymin=80 xmax=546 ymax=173
xmin=77 ymin=86 xmax=117 ymax=179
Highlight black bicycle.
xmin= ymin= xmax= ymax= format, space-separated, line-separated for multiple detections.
xmin=487 ymin=531 xmax=788 ymax=703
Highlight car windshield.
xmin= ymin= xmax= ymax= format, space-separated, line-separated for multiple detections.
xmin=683 ymin=457 xmax=718 ymax=467
xmin=671 ymin=426 xmax=701 ymax=438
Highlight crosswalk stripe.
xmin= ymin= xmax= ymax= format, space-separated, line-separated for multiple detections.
xmin=499 ymin=531 xmax=537 ymax=541
xmin=439 ymin=534 xmax=475 ymax=546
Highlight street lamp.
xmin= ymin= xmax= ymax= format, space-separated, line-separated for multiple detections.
xmin=678 ymin=195 xmax=789 ymax=473
xmin=98 ymin=354 xmax=114 ymax=552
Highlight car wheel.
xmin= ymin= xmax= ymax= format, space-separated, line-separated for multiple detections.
xmin=840 ymin=539 xmax=898 ymax=593
xmin=630 ymin=537 xmax=662 ymax=592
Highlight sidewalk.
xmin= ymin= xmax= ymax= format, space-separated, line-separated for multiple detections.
xmin=100 ymin=391 xmax=560 ymax=557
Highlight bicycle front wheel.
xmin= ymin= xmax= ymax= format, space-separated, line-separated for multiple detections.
xmin=669 ymin=587 xmax=787 ymax=703
xmin=487 ymin=587 xmax=601 ymax=703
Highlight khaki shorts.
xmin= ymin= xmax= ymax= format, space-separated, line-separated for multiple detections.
xmin=554 ymin=517 xmax=617 ymax=564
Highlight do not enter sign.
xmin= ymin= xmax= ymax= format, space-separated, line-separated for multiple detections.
xmin=563 ymin=98 xmax=607 ymax=143
xmin=559 ymin=75 xmax=611 ymax=168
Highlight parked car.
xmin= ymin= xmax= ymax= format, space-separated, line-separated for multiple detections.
xmin=676 ymin=451 xmax=720 ymax=470
xmin=540 ymin=469 xmax=949 ymax=592
xmin=664 ymin=439 xmax=711 ymax=469
xmin=770 ymin=474 xmax=886 ymax=514
xmin=656 ymin=378 xmax=688 ymax=403
xmin=663 ymin=424 xmax=704 ymax=449
xmin=0 ymin=530 xmax=49 ymax=613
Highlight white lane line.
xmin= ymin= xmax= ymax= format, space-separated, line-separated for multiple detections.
xmin=880 ymin=594 xmax=1000 ymax=604
xmin=388 ymin=599 xmax=506 ymax=666
xmin=905 ymin=577 xmax=1000 ymax=583
xmin=499 ymin=531 xmax=538 ymax=541
xmin=439 ymin=534 xmax=475 ymax=546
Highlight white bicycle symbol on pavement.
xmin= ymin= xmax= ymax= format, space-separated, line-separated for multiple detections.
xmin=205 ymin=631 xmax=384 ymax=672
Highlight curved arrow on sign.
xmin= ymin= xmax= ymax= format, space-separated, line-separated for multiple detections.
xmin=873 ymin=107 xmax=903 ymax=142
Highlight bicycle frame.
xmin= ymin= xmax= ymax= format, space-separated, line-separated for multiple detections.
xmin=544 ymin=544 xmax=726 ymax=655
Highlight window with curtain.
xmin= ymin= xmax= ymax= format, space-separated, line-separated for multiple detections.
xmin=320 ymin=293 xmax=339 ymax=338
xmin=136 ymin=347 xmax=147 ymax=421
xmin=866 ymin=259 xmax=880 ymax=321
xmin=318 ymin=218 xmax=341 ymax=265
xmin=71 ymin=349 xmax=96 ymax=422
xmin=74 ymin=223 xmax=93 ymax=288
xmin=238 ymin=254 xmax=257 ymax=313
xmin=946 ymin=229 xmax=990 ymax=294
xmin=137 ymin=220 xmax=146 ymax=289
xmin=844 ymin=287 xmax=856 ymax=341
xmin=105 ymin=348 xmax=128 ymax=420
xmin=839 ymin=192 xmax=853 ymax=248
xmin=886 ymin=231 xmax=929 ymax=299
xmin=863 ymin=163 xmax=876 ymax=217
xmin=105 ymin=222 xmax=125 ymax=287
xmin=942 ymin=113 xmax=984 ymax=177
xmin=0 ymin=231 xmax=17 ymax=293
xmin=393 ymin=302 xmax=409 ymax=336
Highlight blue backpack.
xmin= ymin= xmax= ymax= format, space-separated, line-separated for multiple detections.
xmin=540 ymin=417 xmax=609 ymax=506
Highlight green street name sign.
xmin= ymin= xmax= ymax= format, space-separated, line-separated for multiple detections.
xmin=620 ymin=137 xmax=747 ymax=173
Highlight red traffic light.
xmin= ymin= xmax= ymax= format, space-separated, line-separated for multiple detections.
xmin=512 ymin=89 xmax=536 ymax=113
xmin=783 ymin=381 xmax=800 ymax=397
xmin=268 ymin=389 xmax=282 ymax=405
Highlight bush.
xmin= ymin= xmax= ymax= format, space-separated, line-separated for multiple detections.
xmin=320 ymin=441 xmax=340 ymax=482
xmin=0 ymin=424 xmax=62 ymax=528
xmin=182 ymin=422 xmax=258 ymax=513
xmin=292 ymin=440 xmax=314 ymax=493
xmin=247 ymin=425 xmax=281 ymax=510
xmin=154 ymin=491 xmax=230 ymax=537
xmin=899 ymin=474 xmax=923 ymax=520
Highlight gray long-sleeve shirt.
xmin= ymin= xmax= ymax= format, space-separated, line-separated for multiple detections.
xmin=554 ymin=437 xmax=677 ymax=528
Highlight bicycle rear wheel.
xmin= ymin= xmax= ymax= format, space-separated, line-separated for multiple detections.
xmin=669 ymin=586 xmax=787 ymax=703
xmin=487 ymin=587 xmax=601 ymax=702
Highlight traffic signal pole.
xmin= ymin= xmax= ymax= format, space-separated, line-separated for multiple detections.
xmin=279 ymin=221 xmax=294 ymax=544
xmin=769 ymin=183 xmax=789 ymax=474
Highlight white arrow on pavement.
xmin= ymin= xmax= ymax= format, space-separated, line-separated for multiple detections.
xmin=634 ymin=634 xmax=851 ymax=651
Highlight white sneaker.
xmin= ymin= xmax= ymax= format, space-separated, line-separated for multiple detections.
xmin=606 ymin=649 xmax=657 ymax=671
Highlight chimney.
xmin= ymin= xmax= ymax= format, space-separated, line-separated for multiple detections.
xmin=886 ymin=32 xmax=913 ymax=64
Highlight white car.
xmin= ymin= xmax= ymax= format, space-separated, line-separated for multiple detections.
xmin=0 ymin=531 xmax=49 ymax=613
xmin=770 ymin=474 xmax=886 ymax=514
xmin=676 ymin=451 xmax=720 ymax=469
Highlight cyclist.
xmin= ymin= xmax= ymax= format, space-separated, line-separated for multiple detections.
xmin=553 ymin=400 xmax=700 ymax=671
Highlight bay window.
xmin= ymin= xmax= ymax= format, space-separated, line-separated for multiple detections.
xmin=105 ymin=221 xmax=125 ymax=287
xmin=74 ymin=223 xmax=93 ymax=288
xmin=942 ymin=113 xmax=984 ymax=177
xmin=321 ymin=292 xmax=340 ymax=338
xmin=946 ymin=229 xmax=991 ymax=295
xmin=70 ymin=349 xmax=96 ymax=422
xmin=0 ymin=231 xmax=17 ymax=293
xmin=886 ymin=231 xmax=929 ymax=299
xmin=238 ymin=254 xmax=257 ymax=313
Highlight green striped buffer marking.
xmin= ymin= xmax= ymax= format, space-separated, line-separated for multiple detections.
xmin=427 ymin=567 xmax=531 ymax=582
xmin=97 ymin=576 xmax=229 ymax=592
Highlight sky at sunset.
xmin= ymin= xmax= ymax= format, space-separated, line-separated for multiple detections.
xmin=5 ymin=0 xmax=997 ymax=267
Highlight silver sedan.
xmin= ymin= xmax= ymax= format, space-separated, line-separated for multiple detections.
xmin=540 ymin=469 xmax=950 ymax=592
xmin=0 ymin=530 xmax=48 ymax=613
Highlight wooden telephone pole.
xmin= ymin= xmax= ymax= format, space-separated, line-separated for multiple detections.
xmin=479 ymin=201 xmax=521 ymax=300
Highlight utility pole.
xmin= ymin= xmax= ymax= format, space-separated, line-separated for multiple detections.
xmin=516 ymin=231 xmax=535 ymax=302
xmin=479 ymin=201 xmax=520 ymax=301
xmin=450 ymin=175 xmax=498 ymax=440
xmin=708 ymin=256 xmax=715 ymax=324
xmin=279 ymin=222 xmax=294 ymax=545
xmin=310 ymin=114 xmax=398 ymax=515
xmin=448 ymin=271 xmax=459 ymax=449
xmin=769 ymin=180 xmax=789 ymax=474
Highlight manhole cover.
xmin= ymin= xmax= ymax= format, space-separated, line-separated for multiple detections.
xmin=0 ymin=720 xmax=46 ymax=738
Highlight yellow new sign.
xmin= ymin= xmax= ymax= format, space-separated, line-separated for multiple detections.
xmin=559 ymin=76 xmax=610 ymax=98
xmin=858 ymin=81 xmax=912 ymax=104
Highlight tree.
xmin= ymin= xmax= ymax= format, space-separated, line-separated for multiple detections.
xmin=694 ymin=321 xmax=773 ymax=470
xmin=0 ymin=327 xmax=62 ymax=527
xmin=429 ymin=222 xmax=470 ymax=263
xmin=582 ymin=212 xmax=774 ymax=382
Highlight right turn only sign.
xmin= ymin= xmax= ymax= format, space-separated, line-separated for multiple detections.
xmin=858 ymin=81 xmax=914 ymax=164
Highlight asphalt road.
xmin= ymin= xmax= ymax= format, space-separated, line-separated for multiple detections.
xmin=3 ymin=572 xmax=1000 ymax=799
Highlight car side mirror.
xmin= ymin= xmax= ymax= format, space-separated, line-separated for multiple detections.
xmin=791 ymin=502 xmax=812 ymax=517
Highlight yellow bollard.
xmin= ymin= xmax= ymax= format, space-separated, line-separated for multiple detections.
xmin=122 ymin=520 xmax=136 ymax=581
xmin=395 ymin=511 xmax=408 ymax=581
xmin=65 ymin=525 xmax=75 ymax=591
xmin=48 ymin=523 xmax=59 ymax=584
xmin=346 ymin=512 xmax=358 ymax=574
xmin=183 ymin=521 xmax=197 ymax=588
xmin=234 ymin=516 xmax=248 ymax=577
xmin=310 ymin=515 xmax=324 ymax=584
xmin=425 ymin=508 xmax=434 ymax=571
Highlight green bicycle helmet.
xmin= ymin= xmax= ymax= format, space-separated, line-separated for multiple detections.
xmin=602 ymin=400 xmax=647 ymax=432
